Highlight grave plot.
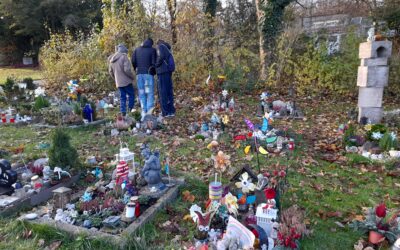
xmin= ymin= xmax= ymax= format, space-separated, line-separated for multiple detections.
xmin=0 ymin=79 xmax=115 ymax=128
xmin=19 ymin=143 xmax=184 ymax=247
xmin=0 ymin=158 xmax=80 ymax=217
xmin=257 ymin=90 xmax=304 ymax=120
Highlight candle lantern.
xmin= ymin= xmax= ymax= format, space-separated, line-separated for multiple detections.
xmin=126 ymin=202 xmax=136 ymax=219
xmin=131 ymin=196 xmax=140 ymax=217
xmin=31 ymin=175 xmax=43 ymax=190
xmin=288 ymin=139 xmax=295 ymax=151
xmin=52 ymin=187 xmax=72 ymax=209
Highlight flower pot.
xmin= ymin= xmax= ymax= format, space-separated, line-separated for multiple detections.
xmin=369 ymin=231 xmax=385 ymax=244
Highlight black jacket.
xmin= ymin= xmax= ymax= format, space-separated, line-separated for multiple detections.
xmin=132 ymin=39 xmax=156 ymax=75
xmin=155 ymin=41 xmax=172 ymax=75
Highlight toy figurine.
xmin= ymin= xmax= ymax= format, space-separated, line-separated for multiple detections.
xmin=194 ymin=211 xmax=212 ymax=241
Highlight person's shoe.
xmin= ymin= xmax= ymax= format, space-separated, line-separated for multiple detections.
xmin=141 ymin=111 xmax=146 ymax=122
xmin=131 ymin=108 xmax=136 ymax=113
xmin=166 ymin=113 xmax=175 ymax=118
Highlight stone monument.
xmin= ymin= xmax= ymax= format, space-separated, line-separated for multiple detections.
xmin=357 ymin=39 xmax=392 ymax=124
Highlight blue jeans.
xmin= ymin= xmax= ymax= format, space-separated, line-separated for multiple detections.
xmin=136 ymin=74 xmax=155 ymax=113
xmin=157 ymin=72 xmax=175 ymax=116
xmin=118 ymin=84 xmax=135 ymax=115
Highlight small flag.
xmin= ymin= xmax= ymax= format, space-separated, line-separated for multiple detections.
xmin=165 ymin=164 xmax=170 ymax=175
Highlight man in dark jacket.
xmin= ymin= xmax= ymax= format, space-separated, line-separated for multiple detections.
xmin=155 ymin=40 xmax=176 ymax=117
xmin=108 ymin=44 xmax=135 ymax=116
xmin=132 ymin=38 xmax=157 ymax=119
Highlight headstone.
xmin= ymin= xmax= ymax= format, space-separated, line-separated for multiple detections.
xmin=357 ymin=40 xmax=392 ymax=124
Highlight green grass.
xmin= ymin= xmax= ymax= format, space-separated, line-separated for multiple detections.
xmin=0 ymin=67 xmax=42 ymax=83
xmin=0 ymin=97 xmax=398 ymax=249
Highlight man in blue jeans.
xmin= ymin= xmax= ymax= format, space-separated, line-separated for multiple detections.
xmin=155 ymin=40 xmax=176 ymax=118
xmin=108 ymin=44 xmax=135 ymax=117
xmin=132 ymin=38 xmax=157 ymax=119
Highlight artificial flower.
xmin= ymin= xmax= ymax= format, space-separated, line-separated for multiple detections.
xmin=189 ymin=204 xmax=203 ymax=223
xmin=34 ymin=87 xmax=46 ymax=97
xmin=365 ymin=124 xmax=372 ymax=131
xmin=235 ymin=172 xmax=255 ymax=194
xmin=247 ymin=132 xmax=253 ymax=138
xmin=222 ymin=89 xmax=228 ymax=98
xmin=375 ymin=203 xmax=386 ymax=218
xmin=264 ymin=188 xmax=276 ymax=199
xmin=222 ymin=115 xmax=229 ymax=124
xmin=279 ymin=170 xmax=286 ymax=178
xmin=224 ymin=192 xmax=238 ymax=215
xmin=213 ymin=151 xmax=231 ymax=172
xmin=372 ymin=132 xmax=383 ymax=140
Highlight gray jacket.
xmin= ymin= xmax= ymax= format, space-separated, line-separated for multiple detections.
xmin=108 ymin=52 xmax=135 ymax=88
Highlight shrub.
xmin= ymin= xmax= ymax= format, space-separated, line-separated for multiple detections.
xmin=40 ymin=30 xmax=113 ymax=97
xmin=33 ymin=96 xmax=50 ymax=111
xmin=48 ymin=128 xmax=79 ymax=169
xmin=379 ymin=131 xmax=398 ymax=151
xmin=3 ymin=77 xmax=15 ymax=92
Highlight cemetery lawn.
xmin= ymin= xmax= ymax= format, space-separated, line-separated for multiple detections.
xmin=0 ymin=96 xmax=399 ymax=250
xmin=0 ymin=67 xmax=42 ymax=83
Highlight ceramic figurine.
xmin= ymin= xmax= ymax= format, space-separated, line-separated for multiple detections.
xmin=140 ymin=144 xmax=163 ymax=188
xmin=367 ymin=23 xmax=376 ymax=42
xmin=228 ymin=98 xmax=235 ymax=112
xmin=256 ymin=174 xmax=268 ymax=191
xmin=42 ymin=166 xmax=52 ymax=181
xmin=211 ymin=113 xmax=220 ymax=126
xmin=194 ymin=211 xmax=211 ymax=241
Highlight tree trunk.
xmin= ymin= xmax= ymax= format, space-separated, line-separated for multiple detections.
xmin=166 ymin=0 xmax=177 ymax=45
xmin=255 ymin=0 xmax=267 ymax=80
xmin=204 ymin=0 xmax=217 ymax=71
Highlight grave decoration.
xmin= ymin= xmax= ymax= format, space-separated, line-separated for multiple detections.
xmin=20 ymin=143 xmax=182 ymax=238
xmin=257 ymin=91 xmax=303 ymax=120
xmin=350 ymin=203 xmax=400 ymax=246
xmin=341 ymin=122 xmax=399 ymax=161
xmin=0 ymin=156 xmax=78 ymax=216
xmin=187 ymin=163 xmax=307 ymax=249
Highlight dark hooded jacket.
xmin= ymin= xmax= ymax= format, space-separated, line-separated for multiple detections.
xmin=131 ymin=39 xmax=157 ymax=75
xmin=108 ymin=44 xmax=134 ymax=88
xmin=155 ymin=41 xmax=173 ymax=75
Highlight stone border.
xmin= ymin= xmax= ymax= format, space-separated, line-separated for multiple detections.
xmin=0 ymin=174 xmax=80 ymax=217
xmin=22 ymin=178 xmax=184 ymax=247
xmin=31 ymin=119 xmax=108 ymax=129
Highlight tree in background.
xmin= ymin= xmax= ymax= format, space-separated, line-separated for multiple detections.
xmin=257 ymin=0 xmax=295 ymax=79
xmin=203 ymin=0 xmax=218 ymax=71
xmin=167 ymin=0 xmax=178 ymax=46
xmin=0 ymin=0 xmax=102 ymax=61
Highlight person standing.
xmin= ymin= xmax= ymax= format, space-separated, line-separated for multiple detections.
xmin=132 ymin=38 xmax=157 ymax=119
xmin=108 ymin=44 xmax=135 ymax=117
xmin=155 ymin=39 xmax=176 ymax=118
